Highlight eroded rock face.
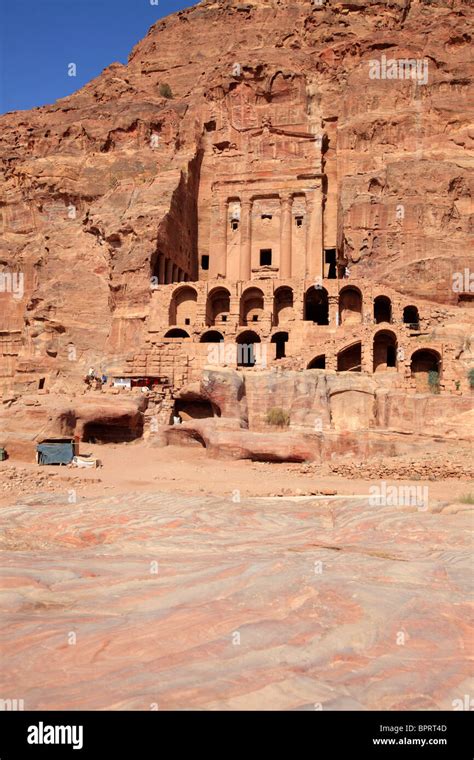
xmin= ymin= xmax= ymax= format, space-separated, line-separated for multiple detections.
xmin=200 ymin=368 xmax=473 ymax=439
xmin=1 ymin=366 xmax=471 ymax=461
xmin=165 ymin=419 xmax=322 ymax=461
xmin=0 ymin=0 xmax=472 ymax=398
xmin=147 ymin=368 xmax=472 ymax=463
xmin=0 ymin=394 xmax=147 ymax=458
xmin=201 ymin=368 xmax=247 ymax=424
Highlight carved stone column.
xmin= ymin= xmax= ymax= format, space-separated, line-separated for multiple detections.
xmin=240 ymin=198 xmax=252 ymax=281
xmin=280 ymin=194 xmax=293 ymax=278
xmin=209 ymin=197 xmax=227 ymax=278
xmin=158 ymin=254 xmax=166 ymax=284
xmin=305 ymin=187 xmax=323 ymax=280
xmin=305 ymin=198 xmax=314 ymax=279
xmin=165 ymin=259 xmax=173 ymax=284
xmin=328 ymin=295 xmax=339 ymax=327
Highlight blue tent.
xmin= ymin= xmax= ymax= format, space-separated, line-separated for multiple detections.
xmin=37 ymin=439 xmax=76 ymax=465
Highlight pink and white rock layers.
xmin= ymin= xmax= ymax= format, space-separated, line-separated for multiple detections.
xmin=0 ymin=489 xmax=471 ymax=710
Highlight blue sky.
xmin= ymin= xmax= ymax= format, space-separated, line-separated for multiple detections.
xmin=0 ymin=0 xmax=193 ymax=115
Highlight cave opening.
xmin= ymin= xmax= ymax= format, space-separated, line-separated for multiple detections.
xmin=174 ymin=399 xmax=219 ymax=421
xmin=82 ymin=418 xmax=143 ymax=444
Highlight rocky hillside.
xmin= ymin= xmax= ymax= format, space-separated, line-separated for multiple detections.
xmin=0 ymin=0 xmax=472 ymax=390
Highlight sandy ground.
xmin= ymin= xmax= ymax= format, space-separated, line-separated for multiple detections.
xmin=1 ymin=440 xmax=472 ymax=506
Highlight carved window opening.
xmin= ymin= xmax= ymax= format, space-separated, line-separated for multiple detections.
xmin=307 ymin=355 xmax=326 ymax=369
xmin=373 ymin=330 xmax=397 ymax=372
xmin=411 ymin=350 xmax=441 ymax=376
xmin=337 ymin=343 xmax=362 ymax=372
xmin=295 ymin=216 xmax=303 ymax=228
xmin=374 ymin=295 xmax=392 ymax=324
xmin=200 ymin=331 xmax=224 ymax=344
xmin=206 ymin=287 xmax=231 ymax=326
xmin=236 ymin=331 xmax=261 ymax=368
xmin=410 ymin=349 xmax=441 ymax=391
xmin=260 ymin=249 xmax=272 ymax=266
xmin=339 ymin=286 xmax=363 ymax=325
xmin=240 ymin=288 xmax=264 ymax=326
xmin=325 ymin=249 xmax=337 ymax=279
xmin=403 ymin=305 xmax=420 ymax=328
xmin=201 ymin=255 xmax=209 ymax=271
xmin=169 ymin=287 xmax=198 ymax=326
xmin=304 ymin=287 xmax=329 ymax=325
xmin=273 ymin=286 xmax=294 ymax=326
xmin=164 ymin=328 xmax=190 ymax=339
xmin=272 ymin=332 xmax=288 ymax=360
xmin=231 ymin=220 xmax=239 ymax=231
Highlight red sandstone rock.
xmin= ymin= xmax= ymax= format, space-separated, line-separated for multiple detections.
xmin=0 ymin=394 xmax=147 ymax=459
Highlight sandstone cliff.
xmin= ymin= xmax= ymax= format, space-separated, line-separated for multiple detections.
xmin=0 ymin=0 xmax=472 ymax=395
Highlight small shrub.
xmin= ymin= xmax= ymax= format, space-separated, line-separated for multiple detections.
xmin=159 ymin=83 xmax=173 ymax=99
xmin=266 ymin=408 xmax=290 ymax=427
xmin=468 ymin=368 xmax=474 ymax=389
xmin=458 ymin=493 xmax=474 ymax=505
xmin=428 ymin=370 xmax=440 ymax=394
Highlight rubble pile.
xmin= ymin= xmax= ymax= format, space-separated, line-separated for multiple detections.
xmin=0 ymin=465 xmax=97 ymax=497
xmin=328 ymin=457 xmax=473 ymax=481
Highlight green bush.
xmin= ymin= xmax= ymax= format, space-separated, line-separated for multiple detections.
xmin=458 ymin=493 xmax=474 ymax=505
xmin=266 ymin=408 xmax=290 ymax=427
xmin=468 ymin=368 xmax=474 ymax=389
xmin=159 ymin=83 xmax=173 ymax=99
xmin=428 ymin=370 xmax=440 ymax=394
